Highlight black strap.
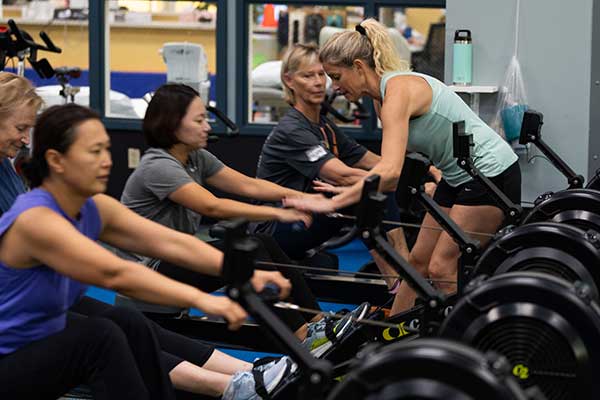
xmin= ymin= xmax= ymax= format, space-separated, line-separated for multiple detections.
xmin=252 ymin=368 xmax=270 ymax=399
xmin=355 ymin=24 xmax=367 ymax=37
xmin=324 ymin=318 xmax=339 ymax=343
xmin=252 ymin=357 xmax=280 ymax=400
xmin=252 ymin=357 xmax=290 ymax=400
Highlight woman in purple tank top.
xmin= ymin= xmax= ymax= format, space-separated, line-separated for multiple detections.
xmin=0 ymin=103 xmax=292 ymax=400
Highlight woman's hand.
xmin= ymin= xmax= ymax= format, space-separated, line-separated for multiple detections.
xmin=424 ymin=182 xmax=437 ymax=197
xmin=428 ymin=165 xmax=442 ymax=183
xmin=251 ymin=270 xmax=291 ymax=299
xmin=312 ymin=180 xmax=348 ymax=195
xmin=195 ymin=293 xmax=248 ymax=330
xmin=276 ymin=208 xmax=313 ymax=227
xmin=298 ymin=191 xmax=328 ymax=201
xmin=283 ymin=195 xmax=336 ymax=214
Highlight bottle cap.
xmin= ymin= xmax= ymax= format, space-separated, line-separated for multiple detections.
xmin=454 ymin=29 xmax=472 ymax=42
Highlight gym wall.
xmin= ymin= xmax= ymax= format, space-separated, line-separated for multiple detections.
xmin=446 ymin=0 xmax=600 ymax=202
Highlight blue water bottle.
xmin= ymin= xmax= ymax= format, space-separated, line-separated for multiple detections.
xmin=453 ymin=30 xmax=472 ymax=85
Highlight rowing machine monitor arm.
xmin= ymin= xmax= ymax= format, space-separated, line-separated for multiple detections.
xmin=206 ymin=104 xmax=240 ymax=138
xmin=320 ymin=91 xmax=370 ymax=124
xmin=453 ymin=120 xmax=523 ymax=225
xmin=407 ymin=184 xmax=480 ymax=294
xmin=356 ymin=175 xmax=446 ymax=336
xmin=220 ymin=219 xmax=333 ymax=400
xmin=519 ymin=110 xmax=584 ymax=189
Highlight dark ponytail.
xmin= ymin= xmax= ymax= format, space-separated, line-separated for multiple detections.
xmin=22 ymin=104 xmax=100 ymax=187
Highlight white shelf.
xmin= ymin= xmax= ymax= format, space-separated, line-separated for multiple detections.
xmin=448 ymin=85 xmax=498 ymax=115
xmin=448 ymin=85 xmax=498 ymax=94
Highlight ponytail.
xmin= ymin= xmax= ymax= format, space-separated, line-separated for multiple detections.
xmin=361 ymin=19 xmax=409 ymax=76
xmin=20 ymin=157 xmax=45 ymax=188
xmin=319 ymin=18 xmax=409 ymax=76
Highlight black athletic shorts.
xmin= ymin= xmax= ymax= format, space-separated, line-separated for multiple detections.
xmin=433 ymin=161 xmax=521 ymax=208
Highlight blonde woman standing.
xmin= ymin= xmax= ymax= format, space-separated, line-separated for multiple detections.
xmin=285 ymin=19 xmax=521 ymax=315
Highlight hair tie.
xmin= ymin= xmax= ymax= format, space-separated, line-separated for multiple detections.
xmin=355 ymin=24 xmax=367 ymax=37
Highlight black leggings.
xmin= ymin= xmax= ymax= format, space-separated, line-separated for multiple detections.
xmin=71 ymin=296 xmax=217 ymax=400
xmin=157 ymin=234 xmax=321 ymax=330
xmin=71 ymin=296 xmax=215 ymax=371
xmin=0 ymin=307 xmax=174 ymax=400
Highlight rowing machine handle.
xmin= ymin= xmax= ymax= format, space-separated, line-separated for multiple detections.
xmin=207 ymin=104 xmax=239 ymax=136
xmin=258 ymin=283 xmax=281 ymax=303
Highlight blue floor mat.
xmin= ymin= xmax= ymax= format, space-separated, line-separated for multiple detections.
xmin=330 ymin=239 xmax=372 ymax=272
xmin=219 ymin=349 xmax=282 ymax=363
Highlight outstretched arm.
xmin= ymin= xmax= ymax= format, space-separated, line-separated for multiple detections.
xmin=318 ymin=157 xmax=369 ymax=186
xmin=96 ymin=194 xmax=292 ymax=298
xmin=97 ymin=194 xmax=223 ymax=275
xmin=9 ymin=206 xmax=251 ymax=329
xmin=352 ymin=150 xmax=381 ymax=170
xmin=167 ymin=179 xmax=311 ymax=226
xmin=206 ymin=166 xmax=303 ymax=201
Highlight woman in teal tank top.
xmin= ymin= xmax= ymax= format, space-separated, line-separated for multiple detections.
xmin=285 ymin=18 xmax=521 ymax=316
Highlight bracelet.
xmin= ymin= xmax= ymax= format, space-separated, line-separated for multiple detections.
xmin=388 ymin=279 xmax=400 ymax=294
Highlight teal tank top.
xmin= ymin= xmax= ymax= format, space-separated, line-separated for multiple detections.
xmin=380 ymin=71 xmax=518 ymax=187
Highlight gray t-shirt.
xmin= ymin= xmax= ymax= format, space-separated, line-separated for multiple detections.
xmin=253 ymin=108 xmax=366 ymax=235
xmin=257 ymin=108 xmax=367 ymax=192
xmin=120 ymin=147 xmax=224 ymax=266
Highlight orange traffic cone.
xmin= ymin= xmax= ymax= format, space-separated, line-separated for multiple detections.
xmin=261 ymin=4 xmax=277 ymax=28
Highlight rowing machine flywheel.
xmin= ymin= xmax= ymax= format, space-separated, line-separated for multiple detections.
xmin=327 ymin=338 xmax=535 ymax=400
xmin=523 ymin=189 xmax=600 ymax=232
xmin=440 ymin=272 xmax=600 ymax=400
xmin=471 ymin=222 xmax=600 ymax=300
xmin=585 ymin=173 xmax=600 ymax=192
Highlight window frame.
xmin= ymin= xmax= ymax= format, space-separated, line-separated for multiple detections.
xmin=86 ymin=0 xmax=445 ymax=135
xmin=235 ymin=0 xmax=444 ymax=139
xmin=88 ymin=0 xmax=229 ymax=133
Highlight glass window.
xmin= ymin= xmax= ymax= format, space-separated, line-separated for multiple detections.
xmin=248 ymin=3 xmax=365 ymax=126
xmin=1 ymin=0 xmax=90 ymax=109
xmin=105 ymin=0 xmax=218 ymax=119
xmin=378 ymin=6 xmax=446 ymax=82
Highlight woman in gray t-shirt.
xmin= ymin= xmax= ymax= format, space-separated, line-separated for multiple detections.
xmin=121 ymin=83 xmax=370 ymax=356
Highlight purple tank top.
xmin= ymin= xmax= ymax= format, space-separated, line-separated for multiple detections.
xmin=0 ymin=189 xmax=101 ymax=355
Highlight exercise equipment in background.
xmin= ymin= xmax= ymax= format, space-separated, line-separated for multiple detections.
xmin=0 ymin=19 xmax=61 ymax=78
xmin=160 ymin=42 xmax=238 ymax=138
